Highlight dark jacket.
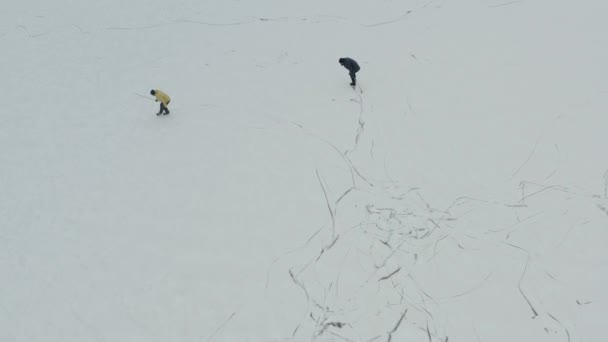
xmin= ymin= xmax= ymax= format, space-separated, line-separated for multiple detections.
xmin=339 ymin=58 xmax=360 ymax=73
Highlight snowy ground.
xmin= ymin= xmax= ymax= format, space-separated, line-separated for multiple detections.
xmin=1 ymin=0 xmax=607 ymax=341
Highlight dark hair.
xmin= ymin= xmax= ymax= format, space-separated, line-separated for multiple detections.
xmin=338 ymin=58 xmax=344 ymax=64
xmin=150 ymin=90 xmax=156 ymax=95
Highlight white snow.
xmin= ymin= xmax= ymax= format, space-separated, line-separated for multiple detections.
xmin=1 ymin=0 xmax=607 ymax=341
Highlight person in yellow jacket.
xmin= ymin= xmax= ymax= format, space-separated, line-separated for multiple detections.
xmin=150 ymin=89 xmax=171 ymax=115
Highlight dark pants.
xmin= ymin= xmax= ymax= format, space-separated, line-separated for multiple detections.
xmin=159 ymin=100 xmax=170 ymax=114
xmin=349 ymin=71 xmax=357 ymax=85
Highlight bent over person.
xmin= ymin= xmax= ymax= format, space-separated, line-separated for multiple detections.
xmin=150 ymin=89 xmax=170 ymax=115
xmin=338 ymin=57 xmax=360 ymax=86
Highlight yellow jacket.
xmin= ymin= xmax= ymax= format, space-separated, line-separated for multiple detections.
xmin=153 ymin=90 xmax=171 ymax=106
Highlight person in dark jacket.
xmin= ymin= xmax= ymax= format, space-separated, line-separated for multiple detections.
xmin=339 ymin=57 xmax=360 ymax=86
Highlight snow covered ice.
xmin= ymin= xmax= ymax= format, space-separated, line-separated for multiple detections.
xmin=1 ymin=0 xmax=607 ymax=341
